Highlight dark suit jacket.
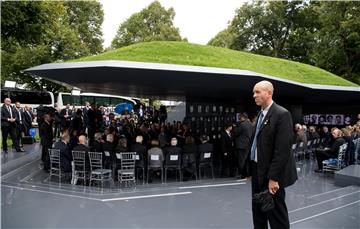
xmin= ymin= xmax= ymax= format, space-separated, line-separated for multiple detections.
xmin=233 ymin=120 xmax=253 ymax=150
xmin=245 ymin=102 xmax=298 ymax=189
xmin=220 ymin=131 xmax=234 ymax=155
xmin=198 ymin=142 xmax=214 ymax=154
xmin=23 ymin=110 xmax=33 ymax=128
xmin=1 ymin=105 xmax=18 ymax=127
xmin=40 ymin=121 xmax=53 ymax=147
xmin=328 ymin=137 xmax=346 ymax=156
xmin=60 ymin=108 xmax=73 ymax=128
xmin=54 ymin=140 xmax=72 ymax=172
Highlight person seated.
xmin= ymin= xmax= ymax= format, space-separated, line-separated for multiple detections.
xmin=53 ymin=132 xmax=72 ymax=173
xmin=182 ymin=136 xmax=198 ymax=180
xmin=115 ymin=136 xmax=128 ymax=152
xmin=102 ymin=134 xmax=115 ymax=169
xmin=294 ymin=123 xmax=307 ymax=145
xmin=92 ymin=132 xmax=103 ymax=152
xmin=314 ymin=128 xmax=345 ymax=172
xmin=147 ymin=139 xmax=164 ymax=182
xmin=72 ymin=135 xmax=90 ymax=171
xmin=130 ymin=135 xmax=147 ymax=165
xmin=197 ymin=135 xmax=214 ymax=155
xmin=164 ymin=137 xmax=182 ymax=157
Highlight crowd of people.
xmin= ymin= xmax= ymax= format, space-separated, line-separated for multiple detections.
xmin=2 ymin=97 xmax=360 ymax=182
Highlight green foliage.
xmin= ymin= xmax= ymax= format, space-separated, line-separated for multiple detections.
xmin=208 ymin=0 xmax=360 ymax=85
xmin=1 ymin=0 xmax=104 ymax=93
xmin=311 ymin=1 xmax=360 ymax=84
xmin=71 ymin=41 xmax=358 ymax=87
xmin=111 ymin=1 xmax=184 ymax=49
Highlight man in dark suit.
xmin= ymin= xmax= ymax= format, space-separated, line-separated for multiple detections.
xmin=23 ymin=105 xmax=34 ymax=137
xmin=233 ymin=112 xmax=253 ymax=177
xmin=60 ymin=104 xmax=72 ymax=131
xmin=1 ymin=98 xmax=23 ymax=153
xmin=53 ymin=132 xmax=72 ymax=172
xmin=73 ymin=135 xmax=91 ymax=171
xmin=14 ymin=102 xmax=25 ymax=147
xmin=244 ymin=81 xmax=297 ymax=229
xmin=220 ymin=122 xmax=235 ymax=177
xmin=314 ymin=128 xmax=345 ymax=172
xmin=40 ymin=114 xmax=54 ymax=171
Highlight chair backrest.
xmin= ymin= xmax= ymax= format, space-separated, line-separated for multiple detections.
xmin=88 ymin=152 xmax=103 ymax=171
xmin=165 ymin=151 xmax=181 ymax=167
xmin=72 ymin=150 xmax=86 ymax=171
xmin=49 ymin=149 xmax=61 ymax=168
xmin=120 ymin=152 xmax=136 ymax=170
xmin=199 ymin=151 xmax=212 ymax=164
xmin=337 ymin=143 xmax=348 ymax=166
xmin=148 ymin=151 xmax=163 ymax=168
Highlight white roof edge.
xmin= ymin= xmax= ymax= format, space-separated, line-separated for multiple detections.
xmin=25 ymin=60 xmax=360 ymax=92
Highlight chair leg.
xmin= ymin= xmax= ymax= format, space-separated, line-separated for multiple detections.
xmin=165 ymin=168 xmax=167 ymax=184
xmin=147 ymin=169 xmax=149 ymax=184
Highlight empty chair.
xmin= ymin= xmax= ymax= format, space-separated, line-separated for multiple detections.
xmin=88 ymin=152 xmax=112 ymax=187
xmin=72 ymin=150 xmax=88 ymax=185
xmin=296 ymin=142 xmax=305 ymax=162
xmin=198 ymin=151 xmax=214 ymax=180
xmin=49 ymin=149 xmax=61 ymax=181
xmin=117 ymin=152 xmax=136 ymax=187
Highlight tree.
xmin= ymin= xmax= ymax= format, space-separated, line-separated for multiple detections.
xmin=1 ymin=0 xmax=104 ymax=93
xmin=207 ymin=28 xmax=235 ymax=48
xmin=111 ymin=1 xmax=184 ymax=49
xmin=311 ymin=1 xmax=360 ymax=84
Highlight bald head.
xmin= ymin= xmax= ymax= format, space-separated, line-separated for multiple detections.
xmin=253 ymin=81 xmax=274 ymax=109
xmin=4 ymin=98 xmax=11 ymax=106
xmin=78 ymin=135 xmax=87 ymax=145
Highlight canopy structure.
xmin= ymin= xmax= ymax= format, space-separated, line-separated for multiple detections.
xmin=25 ymin=60 xmax=360 ymax=104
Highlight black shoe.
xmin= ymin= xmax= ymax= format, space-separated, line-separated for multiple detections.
xmin=3 ymin=150 xmax=8 ymax=154
xmin=16 ymin=149 xmax=25 ymax=152
xmin=314 ymin=169 xmax=323 ymax=173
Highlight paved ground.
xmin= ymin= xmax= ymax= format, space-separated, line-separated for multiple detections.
xmin=1 ymin=144 xmax=360 ymax=228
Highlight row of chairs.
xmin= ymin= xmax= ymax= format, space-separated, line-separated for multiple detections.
xmin=49 ymin=150 xmax=134 ymax=188
xmin=292 ymin=138 xmax=324 ymax=163
xmin=48 ymin=149 xmax=215 ymax=187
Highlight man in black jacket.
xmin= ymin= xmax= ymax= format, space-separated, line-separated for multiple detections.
xmin=23 ymin=105 xmax=34 ymax=137
xmin=220 ymin=122 xmax=235 ymax=177
xmin=233 ymin=112 xmax=253 ymax=177
xmin=1 ymin=98 xmax=22 ymax=153
xmin=244 ymin=81 xmax=297 ymax=229
xmin=54 ymin=133 xmax=72 ymax=172
xmin=315 ymin=128 xmax=345 ymax=172
xmin=40 ymin=114 xmax=54 ymax=171
xmin=73 ymin=135 xmax=90 ymax=171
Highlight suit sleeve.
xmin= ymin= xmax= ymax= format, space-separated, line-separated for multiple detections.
xmin=267 ymin=111 xmax=293 ymax=182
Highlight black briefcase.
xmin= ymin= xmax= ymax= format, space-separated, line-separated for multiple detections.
xmin=22 ymin=136 xmax=35 ymax=144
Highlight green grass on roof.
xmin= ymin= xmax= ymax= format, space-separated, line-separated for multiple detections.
xmin=71 ymin=41 xmax=358 ymax=87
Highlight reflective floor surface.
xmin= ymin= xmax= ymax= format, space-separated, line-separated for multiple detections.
xmin=1 ymin=146 xmax=360 ymax=228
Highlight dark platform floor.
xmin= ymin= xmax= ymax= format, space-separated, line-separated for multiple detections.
xmin=1 ymin=145 xmax=360 ymax=228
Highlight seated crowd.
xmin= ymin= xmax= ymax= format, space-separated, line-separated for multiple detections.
xmin=40 ymin=102 xmax=360 ymax=184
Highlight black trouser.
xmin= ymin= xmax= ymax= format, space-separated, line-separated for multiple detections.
xmin=54 ymin=123 xmax=61 ymax=138
xmin=41 ymin=145 xmax=51 ymax=170
xmin=16 ymin=122 xmax=23 ymax=146
xmin=221 ymin=153 xmax=236 ymax=177
xmin=235 ymin=148 xmax=248 ymax=175
xmin=315 ymin=149 xmax=333 ymax=170
xmin=251 ymin=162 xmax=289 ymax=229
xmin=1 ymin=125 xmax=20 ymax=152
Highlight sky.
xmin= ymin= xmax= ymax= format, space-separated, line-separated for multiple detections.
xmin=100 ymin=0 xmax=247 ymax=48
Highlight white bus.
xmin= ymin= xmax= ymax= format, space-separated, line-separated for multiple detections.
xmin=1 ymin=88 xmax=55 ymax=113
xmin=56 ymin=92 xmax=138 ymax=113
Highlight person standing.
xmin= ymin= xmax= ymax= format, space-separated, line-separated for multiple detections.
xmin=244 ymin=81 xmax=297 ymax=229
xmin=233 ymin=112 xmax=253 ymax=177
xmin=1 ymin=98 xmax=23 ymax=153
xmin=40 ymin=114 xmax=54 ymax=171
xmin=14 ymin=102 xmax=25 ymax=147
xmin=220 ymin=122 xmax=235 ymax=177
xmin=23 ymin=105 xmax=34 ymax=136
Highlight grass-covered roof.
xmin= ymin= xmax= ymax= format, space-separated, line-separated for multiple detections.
xmin=71 ymin=41 xmax=358 ymax=87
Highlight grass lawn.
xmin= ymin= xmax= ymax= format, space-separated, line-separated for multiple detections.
xmin=71 ymin=41 xmax=358 ymax=87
